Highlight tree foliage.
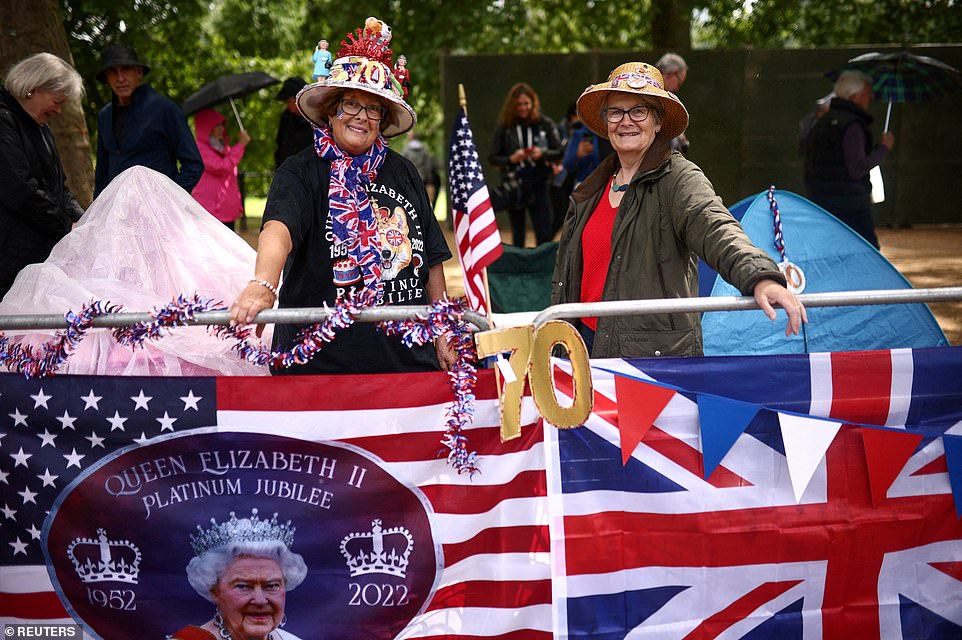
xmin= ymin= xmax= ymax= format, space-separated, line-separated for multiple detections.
xmin=55 ymin=0 xmax=962 ymax=194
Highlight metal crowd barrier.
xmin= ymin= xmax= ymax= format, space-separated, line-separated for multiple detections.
xmin=0 ymin=287 xmax=960 ymax=332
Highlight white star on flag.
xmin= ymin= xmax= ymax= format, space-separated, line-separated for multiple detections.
xmin=80 ymin=390 xmax=102 ymax=410
xmin=29 ymin=389 xmax=52 ymax=409
xmin=180 ymin=390 xmax=202 ymax=411
xmin=131 ymin=390 xmax=152 ymax=410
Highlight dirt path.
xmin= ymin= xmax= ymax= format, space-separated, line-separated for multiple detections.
xmin=240 ymin=222 xmax=962 ymax=346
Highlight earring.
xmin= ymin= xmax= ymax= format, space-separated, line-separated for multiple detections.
xmin=26 ymin=91 xmax=33 ymax=99
xmin=280 ymin=614 xmax=287 ymax=628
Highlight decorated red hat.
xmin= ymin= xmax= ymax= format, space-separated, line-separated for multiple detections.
xmin=296 ymin=17 xmax=415 ymax=138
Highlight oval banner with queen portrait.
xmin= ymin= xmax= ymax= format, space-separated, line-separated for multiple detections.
xmin=42 ymin=430 xmax=442 ymax=639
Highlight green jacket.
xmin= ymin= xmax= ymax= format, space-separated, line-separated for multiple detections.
xmin=550 ymin=143 xmax=784 ymax=358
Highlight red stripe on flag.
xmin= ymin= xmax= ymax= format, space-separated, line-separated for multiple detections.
xmin=912 ymin=454 xmax=948 ymax=475
xmin=217 ymin=370 xmax=499 ymax=411
xmin=443 ymin=525 xmax=550 ymax=566
xmin=0 ymin=592 xmax=69 ymax=618
xmin=418 ymin=470 xmax=547 ymax=514
xmin=829 ymin=350 xmax=893 ymax=425
xmin=683 ymin=580 xmax=802 ymax=639
xmin=427 ymin=579 xmax=553 ymax=610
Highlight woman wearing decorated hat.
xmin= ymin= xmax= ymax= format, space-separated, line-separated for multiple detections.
xmin=551 ymin=61 xmax=806 ymax=358
xmin=229 ymin=19 xmax=455 ymax=374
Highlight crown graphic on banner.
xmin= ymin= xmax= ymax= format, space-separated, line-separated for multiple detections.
xmin=67 ymin=528 xmax=142 ymax=584
xmin=339 ymin=519 xmax=413 ymax=578
xmin=190 ymin=508 xmax=296 ymax=555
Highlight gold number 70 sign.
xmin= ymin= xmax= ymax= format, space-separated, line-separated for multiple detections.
xmin=474 ymin=320 xmax=593 ymax=441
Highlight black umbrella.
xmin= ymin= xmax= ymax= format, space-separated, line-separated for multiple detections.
xmin=181 ymin=71 xmax=280 ymax=131
xmin=826 ymin=51 xmax=962 ymax=131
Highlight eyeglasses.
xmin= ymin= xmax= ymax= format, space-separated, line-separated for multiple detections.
xmin=339 ymin=99 xmax=386 ymax=121
xmin=603 ymin=105 xmax=652 ymax=124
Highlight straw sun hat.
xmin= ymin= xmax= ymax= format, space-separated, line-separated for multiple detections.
xmin=296 ymin=17 xmax=415 ymax=138
xmin=576 ymin=61 xmax=689 ymax=140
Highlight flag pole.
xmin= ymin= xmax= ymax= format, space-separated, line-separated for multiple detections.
xmin=457 ymin=83 xmax=496 ymax=324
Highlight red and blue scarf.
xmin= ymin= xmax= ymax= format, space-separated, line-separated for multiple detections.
xmin=314 ymin=126 xmax=388 ymax=303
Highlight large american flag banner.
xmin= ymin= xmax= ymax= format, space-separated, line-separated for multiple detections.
xmin=0 ymin=370 xmax=549 ymax=639
xmin=2 ymin=347 xmax=961 ymax=638
xmin=448 ymin=106 xmax=503 ymax=313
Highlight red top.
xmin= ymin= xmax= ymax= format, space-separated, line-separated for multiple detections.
xmin=580 ymin=178 xmax=619 ymax=330
xmin=169 ymin=627 xmax=215 ymax=640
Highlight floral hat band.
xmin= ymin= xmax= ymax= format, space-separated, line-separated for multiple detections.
xmin=609 ymin=71 xmax=666 ymax=91
xmin=577 ymin=61 xmax=689 ymax=141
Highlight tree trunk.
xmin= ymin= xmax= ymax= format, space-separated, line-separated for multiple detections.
xmin=0 ymin=0 xmax=94 ymax=207
xmin=651 ymin=0 xmax=692 ymax=50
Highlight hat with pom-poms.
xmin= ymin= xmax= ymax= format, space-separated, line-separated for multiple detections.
xmin=296 ymin=17 xmax=415 ymax=137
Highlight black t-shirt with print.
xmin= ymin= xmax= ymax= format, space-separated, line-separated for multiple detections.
xmin=263 ymin=147 xmax=452 ymax=375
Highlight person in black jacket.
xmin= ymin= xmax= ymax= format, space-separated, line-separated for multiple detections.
xmin=0 ymin=53 xmax=86 ymax=297
xmin=274 ymin=77 xmax=314 ymax=169
xmin=804 ymin=70 xmax=894 ymax=248
xmin=489 ymin=82 xmax=563 ymax=247
xmin=94 ymin=44 xmax=203 ymax=197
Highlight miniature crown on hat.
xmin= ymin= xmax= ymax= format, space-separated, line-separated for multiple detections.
xmin=190 ymin=508 xmax=295 ymax=556
xmin=337 ymin=16 xmax=393 ymax=65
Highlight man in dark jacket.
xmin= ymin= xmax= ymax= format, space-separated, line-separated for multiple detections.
xmin=273 ymin=77 xmax=314 ymax=169
xmin=93 ymin=44 xmax=203 ymax=197
xmin=804 ymin=70 xmax=894 ymax=248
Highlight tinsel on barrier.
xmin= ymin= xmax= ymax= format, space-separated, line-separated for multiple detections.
xmin=0 ymin=292 xmax=482 ymax=474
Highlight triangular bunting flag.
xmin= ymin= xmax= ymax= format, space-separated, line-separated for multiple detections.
xmin=778 ymin=412 xmax=842 ymax=503
xmin=860 ymin=427 xmax=923 ymax=506
xmin=697 ymin=394 xmax=759 ymax=480
xmin=943 ymin=434 xmax=962 ymax=518
xmin=614 ymin=375 xmax=676 ymax=465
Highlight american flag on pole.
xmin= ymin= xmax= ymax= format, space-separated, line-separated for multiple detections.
xmin=448 ymin=106 xmax=503 ymax=313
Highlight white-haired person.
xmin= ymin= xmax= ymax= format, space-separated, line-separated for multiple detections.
xmin=169 ymin=509 xmax=307 ymax=640
xmin=804 ymin=69 xmax=894 ymax=248
xmin=655 ymin=52 xmax=690 ymax=154
xmin=551 ymin=61 xmax=806 ymax=358
xmin=229 ymin=18 xmax=455 ymax=374
xmin=0 ymin=52 xmax=85 ymax=298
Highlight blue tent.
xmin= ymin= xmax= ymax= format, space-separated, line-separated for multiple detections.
xmin=700 ymin=190 xmax=948 ymax=355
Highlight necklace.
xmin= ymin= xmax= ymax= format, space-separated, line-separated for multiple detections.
xmin=214 ymin=613 xmax=274 ymax=640
xmin=611 ymin=171 xmax=629 ymax=193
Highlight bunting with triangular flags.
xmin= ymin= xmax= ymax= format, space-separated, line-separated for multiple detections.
xmin=861 ymin=427 xmax=925 ymax=506
xmin=613 ymin=374 xmax=676 ymax=464
xmin=778 ymin=412 xmax=843 ymax=502
xmin=697 ymin=394 xmax=760 ymax=479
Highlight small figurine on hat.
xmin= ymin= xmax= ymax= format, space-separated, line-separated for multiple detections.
xmin=312 ymin=39 xmax=332 ymax=82
xmin=364 ymin=16 xmax=392 ymax=46
xmin=394 ymin=54 xmax=411 ymax=99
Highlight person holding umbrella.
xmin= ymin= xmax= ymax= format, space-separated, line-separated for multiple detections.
xmin=804 ymin=69 xmax=894 ymax=248
xmin=191 ymin=109 xmax=250 ymax=230
xmin=273 ymin=77 xmax=313 ymax=168
xmin=93 ymin=44 xmax=202 ymax=197
xmin=229 ymin=18 xmax=456 ymax=375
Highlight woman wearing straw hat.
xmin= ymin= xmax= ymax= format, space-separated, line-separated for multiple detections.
xmin=551 ymin=61 xmax=806 ymax=358
xmin=229 ymin=19 xmax=455 ymax=374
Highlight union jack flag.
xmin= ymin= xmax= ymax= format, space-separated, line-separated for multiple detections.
xmin=448 ymin=107 xmax=503 ymax=314
xmin=548 ymin=347 xmax=962 ymax=638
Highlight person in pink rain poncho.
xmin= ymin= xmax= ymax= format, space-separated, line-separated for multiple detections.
xmin=191 ymin=109 xmax=250 ymax=230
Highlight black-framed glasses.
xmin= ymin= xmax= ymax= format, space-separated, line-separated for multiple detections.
xmin=339 ymin=98 xmax=386 ymax=121
xmin=603 ymin=105 xmax=652 ymax=124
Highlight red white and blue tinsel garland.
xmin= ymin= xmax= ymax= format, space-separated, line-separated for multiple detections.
xmin=0 ymin=293 xmax=481 ymax=474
